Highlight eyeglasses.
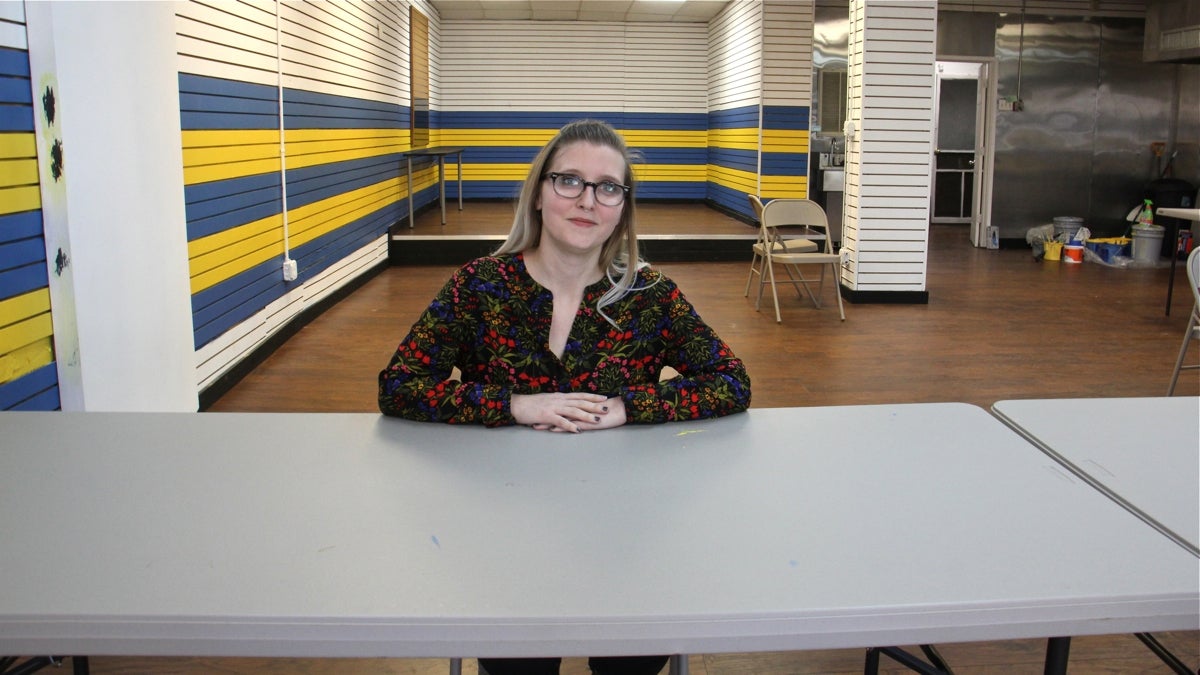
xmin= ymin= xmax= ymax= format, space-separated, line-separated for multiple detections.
xmin=543 ymin=172 xmax=630 ymax=207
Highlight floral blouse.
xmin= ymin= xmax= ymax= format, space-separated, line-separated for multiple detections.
xmin=378 ymin=253 xmax=751 ymax=426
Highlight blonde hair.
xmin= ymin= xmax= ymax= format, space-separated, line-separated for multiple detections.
xmin=494 ymin=119 xmax=649 ymax=327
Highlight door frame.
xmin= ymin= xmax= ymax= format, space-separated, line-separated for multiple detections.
xmin=932 ymin=56 xmax=998 ymax=248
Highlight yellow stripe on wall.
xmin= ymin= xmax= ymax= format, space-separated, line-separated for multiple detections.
xmin=181 ymin=129 xmax=414 ymax=186
xmin=288 ymin=178 xmax=401 ymax=249
xmin=620 ymin=130 xmax=708 ymax=148
xmin=0 ymin=289 xmax=51 ymax=329
xmin=0 ymin=339 xmax=54 ymax=383
xmin=762 ymin=129 xmax=809 ymax=153
xmin=184 ymin=158 xmax=283 ymax=185
xmin=0 ymin=313 xmax=52 ymax=356
xmin=707 ymin=164 xmax=760 ymax=194
xmin=632 ymin=164 xmax=708 ymax=182
xmin=0 ymin=184 xmax=41 ymax=215
xmin=0 ymin=158 xmax=39 ymax=189
xmin=760 ymin=176 xmax=809 ymax=200
xmin=0 ymin=133 xmax=36 ymax=160
xmin=708 ymin=127 xmax=762 ymax=151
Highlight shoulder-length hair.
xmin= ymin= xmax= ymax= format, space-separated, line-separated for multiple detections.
xmin=494 ymin=119 xmax=648 ymax=326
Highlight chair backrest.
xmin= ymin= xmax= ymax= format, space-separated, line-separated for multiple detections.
xmin=760 ymin=198 xmax=832 ymax=253
xmin=748 ymin=194 xmax=765 ymax=221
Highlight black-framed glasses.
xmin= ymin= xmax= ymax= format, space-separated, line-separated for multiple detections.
xmin=544 ymin=172 xmax=630 ymax=206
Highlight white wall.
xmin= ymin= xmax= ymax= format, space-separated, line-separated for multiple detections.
xmin=25 ymin=1 xmax=196 ymax=411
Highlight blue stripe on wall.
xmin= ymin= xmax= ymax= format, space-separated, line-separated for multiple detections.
xmin=185 ymin=175 xmax=283 ymax=242
xmin=179 ymin=73 xmax=279 ymax=131
xmin=708 ymin=105 xmax=759 ymax=129
xmin=0 ymin=210 xmax=45 ymax=245
xmin=0 ymin=47 xmax=30 ymax=78
xmin=761 ymin=152 xmax=809 ymax=175
xmin=763 ymin=105 xmax=809 ymax=130
xmin=0 ymin=362 xmax=59 ymax=411
xmin=709 ymin=147 xmax=757 ymax=173
xmin=0 ymin=47 xmax=33 ymax=132
xmin=0 ymin=262 xmax=50 ymax=304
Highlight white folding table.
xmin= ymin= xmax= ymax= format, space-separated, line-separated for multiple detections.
xmin=992 ymin=396 xmax=1199 ymax=557
xmin=2 ymin=405 xmax=1197 ymax=673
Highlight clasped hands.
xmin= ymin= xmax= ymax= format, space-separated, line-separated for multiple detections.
xmin=511 ymin=392 xmax=626 ymax=433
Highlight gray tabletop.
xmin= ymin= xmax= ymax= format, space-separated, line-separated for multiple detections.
xmin=993 ymin=396 xmax=1200 ymax=556
xmin=1 ymin=404 xmax=1197 ymax=658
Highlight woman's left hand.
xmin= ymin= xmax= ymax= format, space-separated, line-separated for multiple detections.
xmin=531 ymin=396 xmax=626 ymax=432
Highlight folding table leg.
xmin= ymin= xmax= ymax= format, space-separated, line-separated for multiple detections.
xmin=448 ymin=657 xmax=462 ymax=675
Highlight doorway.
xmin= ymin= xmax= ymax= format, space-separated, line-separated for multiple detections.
xmin=931 ymin=59 xmax=996 ymax=247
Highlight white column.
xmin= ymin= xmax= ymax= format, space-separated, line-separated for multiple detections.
xmin=25 ymin=1 xmax=196 ymax=411
xmin=842 ymin=0 xmax=936 ymax=298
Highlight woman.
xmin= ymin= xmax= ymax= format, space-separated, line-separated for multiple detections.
xmin=379 ymin=119 xmax=749 ymax=434
xmin=378 ymin=121 xmax=749 ymax=671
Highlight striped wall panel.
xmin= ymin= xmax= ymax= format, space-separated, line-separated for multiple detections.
xmin=843 ymin=0 xmax=936 ymax=293
xmin=0 ymin=3 xmax=59 ymax=411
xmin=707 ymin=1 xmax=765 ymax=215
xmin=435 ymin=20 xmax=710 ymax=202
xmin=760 ymin=1 xmax=814 ymax=202
xmin=178 ymin=1 xmax=415 ymax=389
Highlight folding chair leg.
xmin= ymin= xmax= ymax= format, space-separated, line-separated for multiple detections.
xmin=831 ymin=261 xmax=845 ymax=320
xmin=767 ymin=257 xmax=783 ymax=322
xmin=744 ymin=251 xmax=760 ymax=297
xmin=448 ymin=657 xmax=462 ymax=675
xmin=1167 ymin=310 xmax=1198 ymax=395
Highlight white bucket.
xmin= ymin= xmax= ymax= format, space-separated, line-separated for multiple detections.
xmin=1053 ymin=216 xmax=1084 ymax=242
xmin=1131 ymin=225 xmax=1165 ymax=263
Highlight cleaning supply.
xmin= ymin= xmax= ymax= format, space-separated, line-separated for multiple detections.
xmin=1135 ymin=199 xmax=1154 ymax=229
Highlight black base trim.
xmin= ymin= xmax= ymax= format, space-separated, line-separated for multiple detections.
xmin=197 ymin=259 xmax=390 ymax=411
xmin=840 ymin=287 xmax=930 ymax=304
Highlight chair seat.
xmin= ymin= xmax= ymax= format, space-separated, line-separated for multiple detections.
xmin=771 ymin=239 xmax=819 ymax=253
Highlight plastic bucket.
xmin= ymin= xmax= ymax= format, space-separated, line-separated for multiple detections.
xmin=1131 ymin=225 xmax=1165 ymax=263
xmin=1044 ymin=241 xmax=1063 ymax=261
xmin=1053 ymin=216 xmax=1084 ymax=242
xmin=1063 ymin=244 xmax=1084 ymax=263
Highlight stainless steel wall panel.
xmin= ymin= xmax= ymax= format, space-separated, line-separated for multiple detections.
xmin=1093 ymin=19 xmax=1181 ymax=235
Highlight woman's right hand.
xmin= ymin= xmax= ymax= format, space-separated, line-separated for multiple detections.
xmin=511 ymin=392 xmax=613 ymax=433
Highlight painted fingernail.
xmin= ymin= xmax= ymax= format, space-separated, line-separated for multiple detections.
xmin=594 ymin=415 xmax=600 ymax=422
xmin=602 ymin=406 xmax=609 ymax=412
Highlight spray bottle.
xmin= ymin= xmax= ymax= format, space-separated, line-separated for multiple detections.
xmin=1135 ymin=199 xmax=1154 ymax=229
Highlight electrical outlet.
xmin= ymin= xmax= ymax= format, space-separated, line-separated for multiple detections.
xmin=282 ymin=259 xmax=298 ymax=281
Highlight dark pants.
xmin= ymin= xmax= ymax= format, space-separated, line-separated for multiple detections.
xmin=478 ymin=655 xmax=670 ymax=675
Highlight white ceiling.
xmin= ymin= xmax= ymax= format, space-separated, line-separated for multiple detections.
xmin=426 ymin=1 xmax=731 ymax=23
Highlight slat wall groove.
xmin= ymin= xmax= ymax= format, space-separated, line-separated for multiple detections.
xmin=0 ymin=1 xmax=59 ymax=411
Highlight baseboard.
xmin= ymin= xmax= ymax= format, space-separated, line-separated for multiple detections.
xmin=197 ymin=259 xmax=390 ymax=411
xmin=840 ymin=286 xmax=930 ymax=304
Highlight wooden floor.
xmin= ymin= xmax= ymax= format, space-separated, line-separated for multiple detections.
xmin=94 ymin=203 xmax=1199 ymax=673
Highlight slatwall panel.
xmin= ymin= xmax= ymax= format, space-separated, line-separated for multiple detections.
xmin=0 ymin=1 xmax=58 ymax=410
xmin=178 ymin=0 xmax=417 ymax=391
xmin=760 ymin=0 xmax=814 ymax=202
xmin=842 ymin=0 xmax=936 ymax=293
xmin=937 ymin=0 xmax=1145 ymax=18
xmin=435 ymin=20 xmax=708 ymax=200
xmin=707 ymin=1 xmax=763 ymax=214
